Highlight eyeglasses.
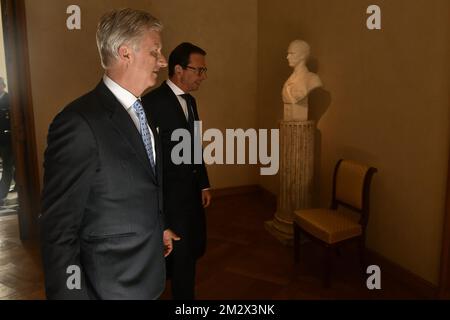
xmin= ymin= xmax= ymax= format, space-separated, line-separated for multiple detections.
xmin=185 ymin=65 xmax=208 ymax=76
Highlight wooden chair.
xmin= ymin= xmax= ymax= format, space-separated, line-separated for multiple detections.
xmin=293 ymin=159 xmax=377 ymax=287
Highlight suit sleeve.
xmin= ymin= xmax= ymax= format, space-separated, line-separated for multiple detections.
xmin=198 ymin=162 xmax=210 ymax=190
xmin=39 ymin=110 xmax=97 ymax=300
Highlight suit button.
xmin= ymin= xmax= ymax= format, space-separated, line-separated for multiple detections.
xmin=193 ymin=169 xmax=197 ymax=173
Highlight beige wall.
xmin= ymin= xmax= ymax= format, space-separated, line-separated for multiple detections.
xmin=149 ymin=0 xmax=259 ymax=188
xmin=258 ymin=0 xmax=449 ymax=285
xmin=24 ymin=0 xmax=450 ymax=286
xmin=25 ymin=0 xmax=259 ymax=190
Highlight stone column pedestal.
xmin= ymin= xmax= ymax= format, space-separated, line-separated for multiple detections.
xmin=265 ymin=120 xmax=315 ymax=245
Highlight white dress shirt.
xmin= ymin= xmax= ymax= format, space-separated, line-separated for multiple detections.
xmin=103 ymin=75 xmax=156 ymax=165
xmin=166 ymin=79 xmax=190 ymax=120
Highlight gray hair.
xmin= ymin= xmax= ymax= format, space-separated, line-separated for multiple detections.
xmin=96 ymin=8 xmax=163 ymax=69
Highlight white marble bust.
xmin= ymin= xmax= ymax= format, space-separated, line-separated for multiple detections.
xmin=282 ymin=40 xmax=322 ymax=121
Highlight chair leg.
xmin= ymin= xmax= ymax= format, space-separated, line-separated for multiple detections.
xmin=293 ymin=223 xmax=300 ymax=263
xmin=323 ymin=246 xmax=332 ymax=288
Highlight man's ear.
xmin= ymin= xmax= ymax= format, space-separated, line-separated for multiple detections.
xmin=174 ymin=64 xmax=183 ymax=75
xmin=118 ymin=45 xmax=132 ymax=62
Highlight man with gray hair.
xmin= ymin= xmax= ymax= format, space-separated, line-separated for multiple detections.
xmin=40 ymin=8 xmax=178 ymax=299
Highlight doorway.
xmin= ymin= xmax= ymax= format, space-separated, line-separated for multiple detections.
xmin=439 ymin=151 xmax=450 ymax=298
xmin=0 ymin=69 xmax=18 ymax=216
xmin=0 ymin=0 xmax=40 ymax=240
xmin=0 ymin=10 xmax=14 ymax=216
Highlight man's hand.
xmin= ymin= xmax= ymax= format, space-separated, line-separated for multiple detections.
xmin=202 ymin=189 xmax=212 ymax=208
xmin=163 ymin=229 xmax=181 ymax=257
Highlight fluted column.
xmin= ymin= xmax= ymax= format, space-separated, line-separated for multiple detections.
xmin=265 ymin=120 xmax=314 ymax=245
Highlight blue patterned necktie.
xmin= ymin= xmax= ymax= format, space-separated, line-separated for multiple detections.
xmin=132 ymin=100 xmax=156 ymax=173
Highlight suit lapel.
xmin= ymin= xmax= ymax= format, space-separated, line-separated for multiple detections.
xmin=147 ymin=119 xmax=162 ymax=184
xmin=161 ymin=82 xmax=190 ymax=128
xmin=95 ymin=81 xmax=157 ymax=182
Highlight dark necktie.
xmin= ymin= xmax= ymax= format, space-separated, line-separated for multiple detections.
xmin=180 ymin=93 xmax=196 ymax=126
xmin=181 ymin=94 xmax=201 ymax=164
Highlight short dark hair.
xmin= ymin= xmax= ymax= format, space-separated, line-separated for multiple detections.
xmin=168 ymin=42 xmax=206 ymax=77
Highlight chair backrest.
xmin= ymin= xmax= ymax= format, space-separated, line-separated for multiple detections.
xmin=331 ymin=159 xmax=377 ymax=226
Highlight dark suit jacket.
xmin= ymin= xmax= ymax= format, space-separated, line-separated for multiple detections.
xmin=40 ymin=81 xmax=165 ymax=300
xmin=142 ymin=81 xmax=210 ymax=258
xmin=0 ymin=93 xmax=11 ymax=145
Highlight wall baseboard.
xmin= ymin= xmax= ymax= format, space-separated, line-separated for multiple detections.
xmin=366 ymin=249 xmax=438 ymax=299
xmin=258 ymin=186 xmax=277 ymax=206
xmin=211 ymin=184 xmax=260 ymax=198
xmin=212 ymin=184 xmax=439 ymax=299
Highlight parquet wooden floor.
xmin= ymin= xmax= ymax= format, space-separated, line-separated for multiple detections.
xmin=0 ymin=192 xmax=422 ymax=300
xmin=0 ymin=215 xmax=45 ymax=299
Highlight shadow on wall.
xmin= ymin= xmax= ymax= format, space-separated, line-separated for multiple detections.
xmin=308 ymin=56 xmax=331 ymax=207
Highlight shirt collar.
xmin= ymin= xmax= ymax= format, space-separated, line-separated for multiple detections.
xmin=103 ymin=74 xmax=139 ymax=110
xmin=166 ymin=79 xmax=185 ymax=96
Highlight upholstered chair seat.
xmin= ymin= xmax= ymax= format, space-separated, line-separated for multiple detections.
xmin=293 ymin=159 xmax=377 ymax=287
xmin=294 ymin=209 xmax=362 ymax=244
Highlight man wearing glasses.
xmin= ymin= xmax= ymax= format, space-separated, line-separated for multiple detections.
xmin=143 ymin=42 xmax=211 ymax=300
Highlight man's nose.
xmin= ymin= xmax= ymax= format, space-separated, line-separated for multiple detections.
xmin=159 ymin=55 xmax=168 ymax=68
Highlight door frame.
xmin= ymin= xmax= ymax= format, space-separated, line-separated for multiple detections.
xmin=439 ymin=146 xmax=450 ymax=298
xmin=1 ymin=0 xmax=40 ymax=240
